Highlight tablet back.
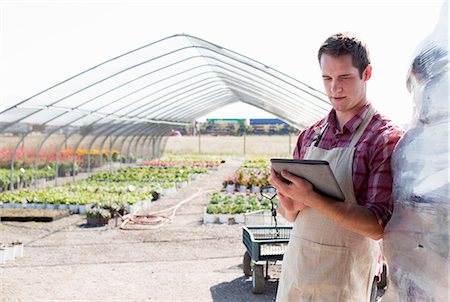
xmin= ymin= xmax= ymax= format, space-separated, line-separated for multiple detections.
xmin=271 ymin=159 xmax=345 ymax=201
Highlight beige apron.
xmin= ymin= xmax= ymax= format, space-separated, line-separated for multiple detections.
xmin=276 ymin=107 xmax=380 ymax=302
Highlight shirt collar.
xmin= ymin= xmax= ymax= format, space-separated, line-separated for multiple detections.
xmin=327 ymin=103 xmax=372 ymax=134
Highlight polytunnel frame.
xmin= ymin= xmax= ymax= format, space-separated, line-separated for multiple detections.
xmin=1 ymin=33 xmax=330 ymax=188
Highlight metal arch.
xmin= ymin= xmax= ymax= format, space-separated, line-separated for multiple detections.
xmin=155 ymin=74 xmax=322 ymax=123
xmin=98 ymin=123 xmax=154 ymax=169
xmin=0 ymin=33 xmax=333 ymax=175
xmin=184 ymin=34 xmax=327 ymax=99
xmin=86 ymin=122 xmax=143 ymax=170
xmin=1 ymin=34 xmax=328 ymax=133
xmin=137 ymin=85 xmax=235 ymax=121
xmin=115 ymin=59 xmax=326 ymax=122
xmin=73 ymin=123 xmax=118 ymax=174
xmin=53 ymin=123 xmax=112 ymax=185
xmin=22 ymin=59 xmax=310 ymax=183
xmin=140 ymin=135 xmax=151 ymax=162
xmin=111 ymin=56 xmax=326 ymax=123
xmin=8 ymin=127 xmax=40 ymax=190
xmin=130 ymin=125 xmax=161 ymax=163
xmin=155 ymin=135 xmax=168 ymax=158
xmin=0 ymin=45 xmax=198 ymax=133
xmin=133 ymin=133 xmax=147 ymax=163
xmin=118 ymin=124 xmax=168 ymax=165
xmin=1 ymin=34 xmax=183 ymax=115
xmin=157 ymin=135 xmax=169 ymax=158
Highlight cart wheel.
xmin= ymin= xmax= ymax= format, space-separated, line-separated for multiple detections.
xmin=252 ymin=264 xmax=265 ymax=294
xmin=243 ymin=251 xmax=252 ymax=276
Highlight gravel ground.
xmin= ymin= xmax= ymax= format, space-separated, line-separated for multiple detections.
xmin=0 ymin=158 xmax=281 ymax=302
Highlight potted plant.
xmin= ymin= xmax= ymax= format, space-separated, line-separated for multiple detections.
xmin=222 ymin=177 xmax=235 ymax=193
xmin=235 ymin=169 xmax=248 ymax=193
xmin=12 ymin=240 xmax=24 ymax=258
xmin=86 ymin=207 xmax=111 ymax=226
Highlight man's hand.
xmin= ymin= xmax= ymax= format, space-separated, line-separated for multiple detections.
xmin=269 ymin=168 xmax=308 ymax=213
xmin=271 ymin=167 xmax=384 ymax=240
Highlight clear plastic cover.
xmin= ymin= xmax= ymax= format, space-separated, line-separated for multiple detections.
xmin=383 ymin=1 xmax=449 ymax=301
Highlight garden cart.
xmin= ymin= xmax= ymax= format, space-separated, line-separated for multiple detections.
xmin=242 ymin=186 xmax=293 ymax=294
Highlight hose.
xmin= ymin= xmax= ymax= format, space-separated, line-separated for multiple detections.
xmin=120 ymin=188 xmax=215 ymax=230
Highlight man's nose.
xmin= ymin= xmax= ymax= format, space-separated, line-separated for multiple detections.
xmin=331 ymin=80 xmax=343 ymax=93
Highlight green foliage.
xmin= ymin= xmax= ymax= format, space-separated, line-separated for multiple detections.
xmin=206 ymin=192 xmax=273 ymax=214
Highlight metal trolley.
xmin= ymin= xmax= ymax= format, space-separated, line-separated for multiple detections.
xmin=242 ymin=186 xmax=293 ymax=294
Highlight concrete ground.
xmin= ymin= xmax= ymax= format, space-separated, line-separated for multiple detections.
xmin=0 ymin=158 xmax=281 ymax=302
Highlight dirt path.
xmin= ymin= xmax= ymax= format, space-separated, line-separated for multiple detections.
xmin=0 ymin=158 xmax=281 ymax=302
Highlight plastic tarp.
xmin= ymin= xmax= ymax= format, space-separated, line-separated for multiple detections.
xmin=0 ymin=34 xmax=330 ymax=138
xmin=383 ymin=0 xmax=449 ymax=301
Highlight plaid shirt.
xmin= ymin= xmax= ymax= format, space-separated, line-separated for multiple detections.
xmin=293 ymin=103 xmax=404 ymax=228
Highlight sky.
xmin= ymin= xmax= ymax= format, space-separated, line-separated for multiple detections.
xmin=0 ymin=0 xmax=445 ymax=126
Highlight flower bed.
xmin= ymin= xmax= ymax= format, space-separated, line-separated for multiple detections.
xmin=203 ymin=192 xmax=278 ymax=224
xmin=221 ymin=158 xmax=271 ymax=194
xmin=0 ymin=162 xmax=211 ymax=216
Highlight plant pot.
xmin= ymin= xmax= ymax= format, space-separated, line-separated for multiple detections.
xmin=203 ymin=208 xmax=216 ymax=224
xmin=128 ymin=204 xmax=138 ymax=214
xmin=233 ymin=213 xmax=245 ymax=224
xmin=78 ymin=205 xmax=87 ymax=214
xmin=238 ymin=185 xmax=248 ymax=193
xmin=35 ymin=203 xmax=46 ymax=210
xmin=86 ymin=217 xmax=109 ymax=226
xmin=251 ymin=186 xmax=261 ymax=193
xmin=143 ymin=200 xmax=152 ymax=209
xmin=226 ymin=184 xmax=235 ymax=193
xmin=4 ymin=245 xmax=15 ymax=261
xmin=218 ymin=214 xmax=229 ymax=224
xmin=0 ymin=248 xmax=5 ymax=264
xmin=58 ymin=204 xmax=68 ymax=210
xmin=176 ymin=181 xmax=188 ymax=188
xmin=46 ymin=203 xmax=56 ymax=210
xmin=161 ymin=185 xmax=177 ymax=195
xmin=12 ymin=243 xmax=24 ymax=258
xmin=69 ymin=204 xmax=79 ymax=214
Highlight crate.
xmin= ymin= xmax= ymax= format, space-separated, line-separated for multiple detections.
xmin=244 ymin=210 xmax=290 ymax=226
xmin=242 ymin=225 xmax=292 ymax=262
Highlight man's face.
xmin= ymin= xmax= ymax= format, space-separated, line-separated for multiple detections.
xmin=320 ymin=54 xmax=370 ymax=118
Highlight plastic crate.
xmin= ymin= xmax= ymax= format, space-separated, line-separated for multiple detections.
xmin=242 ymin=225 xmax=292 ymax=262
xmin=244 ymin=210 xmax=291 ymax=226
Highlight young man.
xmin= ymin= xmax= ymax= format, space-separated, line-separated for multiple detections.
xmin=270 ymin=33 xmax=404 ymax=301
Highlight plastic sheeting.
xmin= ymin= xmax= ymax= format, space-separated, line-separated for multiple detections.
xmin=0 ymin=34 xmax=330 ymax=136
xmin=383 ymin=0 xmax=449 ymax=301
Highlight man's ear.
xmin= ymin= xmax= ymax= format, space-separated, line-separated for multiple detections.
xmin=364 ymin=65 xmax=372 ymax=81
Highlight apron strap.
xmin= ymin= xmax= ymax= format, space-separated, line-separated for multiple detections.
xmin=349 ymin=105 xmax=376 ymax=148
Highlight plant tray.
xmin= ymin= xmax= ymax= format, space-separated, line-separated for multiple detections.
xmin=0 ymin=208 xmax=70 ymax=222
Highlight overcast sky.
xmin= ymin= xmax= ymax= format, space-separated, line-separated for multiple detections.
xmin=0 ymin=0 xmax=444 ymax=125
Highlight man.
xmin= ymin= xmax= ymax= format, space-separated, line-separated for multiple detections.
xmin=270 ymin=32 xmax=404 ymax=302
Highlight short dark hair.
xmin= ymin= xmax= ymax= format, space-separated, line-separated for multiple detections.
xmin=318 ymin=32 xmax=370 ymax=78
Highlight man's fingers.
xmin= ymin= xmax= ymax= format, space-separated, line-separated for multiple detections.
xmin=280 ymin=170 xmax=296 ymax=183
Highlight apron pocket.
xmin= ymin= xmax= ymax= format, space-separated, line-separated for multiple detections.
xmin=289 ymin=237 xmax=351 ymax=301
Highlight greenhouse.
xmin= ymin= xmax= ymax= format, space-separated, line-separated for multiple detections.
xmin=3 ymin=0 xmax=447 ymax=298
xmin=0 ymin=33 xmax=329 ymax=190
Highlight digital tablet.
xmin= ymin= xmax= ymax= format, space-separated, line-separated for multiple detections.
xmin=270 ymin=158 xmax=345 ymax=201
